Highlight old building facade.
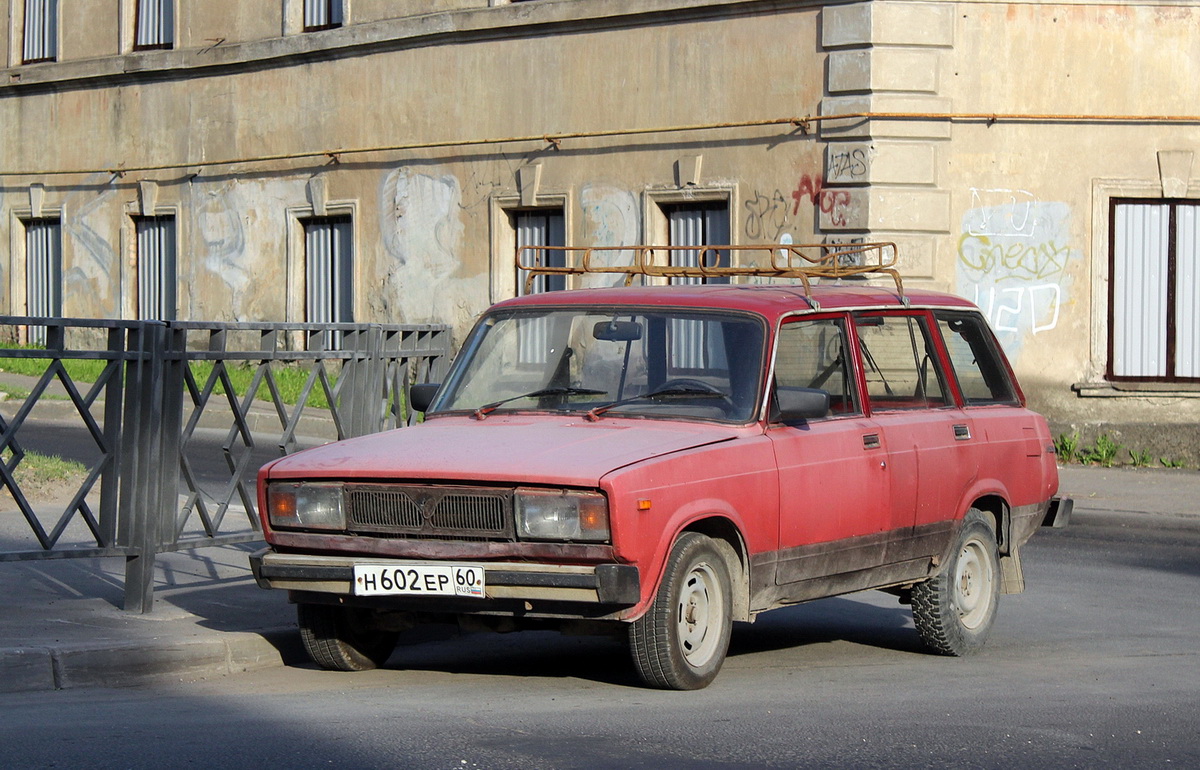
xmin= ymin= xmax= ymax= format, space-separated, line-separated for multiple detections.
xmin=2 ymin=0 xmax=1198 ymax=459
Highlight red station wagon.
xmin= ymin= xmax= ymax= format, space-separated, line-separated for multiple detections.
xmin=251 ymin=244 xmax=1070 ymax=690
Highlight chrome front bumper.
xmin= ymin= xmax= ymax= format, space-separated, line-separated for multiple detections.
xmin=249 ymin=549 xmax=641 ymax=607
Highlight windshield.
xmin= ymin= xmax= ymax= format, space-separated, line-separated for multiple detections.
xmin=434 ymin=307 xmax=766 ymax=423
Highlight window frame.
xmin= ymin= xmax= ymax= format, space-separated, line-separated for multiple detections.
xmin=1107 ymin=197 xmax=1200 ymax=384
xmin=489 ymin=193 xmax=571 ymax=302
xmin=19 ymin=215 xmax=63 ymax=345
xmin=642 ymin=187 xmax=737 ymax=286
xmin=133 ymin=0 xmax=174 ymax=51
xmin=932 ymin=310 xmax=1021 ymax=407
xmin=133 ymin=213 xmax=178 ymax=321
xmin=303 ymin=0 xmax=345 ymax=32
xmin=21 ymin=0 xmax=58 ymax=64
xmin=851 ymin=310 xmax=954 ymax=414
xmin=771 ymin=314 xmax=863 ymax=419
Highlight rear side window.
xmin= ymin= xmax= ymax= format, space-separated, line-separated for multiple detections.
xmin=853 ymin=313 xmax=949 ymax=410
xmin=935 ymin=311 xmax=1019 ymax=405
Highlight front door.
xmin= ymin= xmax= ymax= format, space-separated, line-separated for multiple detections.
xmin=768 ymin=316 xmax=891 ymax=590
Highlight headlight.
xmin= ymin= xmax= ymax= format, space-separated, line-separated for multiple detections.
xmin=267 ymin=482 xmax=345 ymax=531
xmin=515 ymin=488 xmax=609 ymax=543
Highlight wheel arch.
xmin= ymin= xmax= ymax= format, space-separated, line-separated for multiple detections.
xmin=967 ymin=494 xmax=1011 ymax=554
xmin=680 ymin=516 xmax=752 ymax=622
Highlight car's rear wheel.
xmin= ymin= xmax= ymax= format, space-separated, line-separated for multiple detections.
xmin=297 ymin=603 xmax=399 ymax=671
xmin=911 ymin=508 xmax=1000 ymax=656
xmin=629 ymin=532 xmax=733 ymax=690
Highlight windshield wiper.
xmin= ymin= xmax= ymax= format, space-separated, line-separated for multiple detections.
xmin=584 ymin=385 xmax=726 ymax=422
xmin=473 ymin=387 xmax=606 ymax=420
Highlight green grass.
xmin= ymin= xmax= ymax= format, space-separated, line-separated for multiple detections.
xmin=187 ymin=361 xmax=337 ymax=410
xmin=0 ymin=449 xmax=87 ymax=491
xmin=0 ymin=343 xmax=109 ymax=382
xmin=0 ymin=344 xmax=337 ymax=408
xmin=12 ymin=450 xmax=87 ymax=482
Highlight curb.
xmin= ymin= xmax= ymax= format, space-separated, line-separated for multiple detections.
xmin=0 ymin=627 xmax=303 ymax=694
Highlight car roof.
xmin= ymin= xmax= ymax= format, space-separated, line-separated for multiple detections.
xmin=490 ymin=281 xmax=979 ymax=320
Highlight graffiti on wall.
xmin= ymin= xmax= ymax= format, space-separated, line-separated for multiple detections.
xmin=957 ymin=189 xmax=1075 ymax=355
xmin=196 ymin=183 xmax=249 ymax=296
xmin=742 ymin=171 xmax=857 ymax=242
xmin=62 ymin=180 xmax=119 ymax=313
xmin=379 ymin=168 xmax=484 ymax=329
xmin=827 ymin=147 xmax=869 ymax=182
xmin=190 ymin=178 xmax=307 ymax=320
xmin=744 ymin=189 xmax=790 ymax=240
xmin=580 ymin=184 xmax=638 ymax=288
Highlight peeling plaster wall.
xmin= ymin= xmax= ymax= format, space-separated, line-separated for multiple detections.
xmin=0 ymin=0 xmax=1198 ymax=458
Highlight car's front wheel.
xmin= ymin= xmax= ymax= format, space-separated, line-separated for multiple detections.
xmin=629 ymin=532 xmax=733 ymax=690
xmin=911 ymin=508 xmax=1000 ymax=656
xmin=297 ymin=603 xmax=399 ymax=671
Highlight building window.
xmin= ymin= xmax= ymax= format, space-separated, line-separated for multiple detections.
xmin=135 ymin=0 xmax=174 ymax=50
xmin=512 ymin=208 xmax=565 ymax=365
xmin=663 ymin=202 xmax=730 ymax=286
xmin=304 ymin=216 xmax=353 ymax=347
xmin=135 ymin=215 xmax=177 ymax=320
xmin=661 ymin=202 xmax=731 ymax=368
xmin=22 ymin=0 xmax=57 ymax=63
xmin=304 ymin=0 xmax=344 ymax=31
xmin=23 ymin=217 xmax=62 ymax=345
xmin=1110 ymin=200 xmax=1199 ymax=382
xmin=513 ymin=209 xmax=566 ymax=295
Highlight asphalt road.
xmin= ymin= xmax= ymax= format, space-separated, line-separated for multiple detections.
xmin=1 ymin=506 xmax=1197 ymax=769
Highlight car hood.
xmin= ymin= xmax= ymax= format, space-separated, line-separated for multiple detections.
xmin=263 ymin=414 xmax=746 ymax=487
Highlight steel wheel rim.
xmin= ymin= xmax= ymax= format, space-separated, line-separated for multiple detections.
xmin=954 ymin=538 xmax=994 ymax=629
xmin=676 ymin=562 xmax=723 ymax=667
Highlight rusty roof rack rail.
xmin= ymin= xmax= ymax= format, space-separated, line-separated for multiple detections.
xmin=516 ymin=243 xmax=903 ymax=309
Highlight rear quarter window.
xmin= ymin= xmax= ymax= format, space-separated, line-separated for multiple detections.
xmin=935 ymin=311 xmax=1019 ymax=405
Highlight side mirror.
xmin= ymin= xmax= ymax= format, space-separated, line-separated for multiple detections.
xmin=773 ymin=387 xmax=830 ymax=423
xmin=409 ymin=383 xmax=441 ymax=413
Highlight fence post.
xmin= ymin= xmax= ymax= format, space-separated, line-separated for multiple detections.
xmin=342 ymin=326 xmax=385 ymax=438
xmin=96 ymin=326 xmax=127 ymax=549
xmin=120 ymin=322 xmax=168 ymax=613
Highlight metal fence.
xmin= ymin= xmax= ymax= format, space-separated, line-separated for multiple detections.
xmin=0 ymin=317 xmax=452 ymax=612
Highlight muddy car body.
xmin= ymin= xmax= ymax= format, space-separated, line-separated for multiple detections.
xmin=252 ymin=252 xmax=1068 ymax=689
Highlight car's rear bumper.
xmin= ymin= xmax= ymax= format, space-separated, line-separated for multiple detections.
xmin=1042 ymin=496 xmax=1073 ymax=528
xmin=249 ymin=548 xmax=641 ymax=607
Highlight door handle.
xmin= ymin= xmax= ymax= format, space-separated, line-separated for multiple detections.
xmin=953 ymin=424 xmax=971 ymax=440
xmin=863 ymin=433 xmax=881 ymax=449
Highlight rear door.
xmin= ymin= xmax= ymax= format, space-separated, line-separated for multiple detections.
xmin=852 ymin=311 xmax=974 ymax=561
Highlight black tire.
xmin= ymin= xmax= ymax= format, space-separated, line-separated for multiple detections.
xmin=911 ymin=508 xmax=1000 ymax=656
xmin=629 ymin=533 xmax=733 ymax=690
xmin=297 ymin=603 xmax=399 ymax=672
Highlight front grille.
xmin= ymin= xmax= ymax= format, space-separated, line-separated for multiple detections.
xmin=345 ymin=484 xmax=513 ymax=541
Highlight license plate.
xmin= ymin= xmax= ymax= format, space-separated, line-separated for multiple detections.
xmin=353 ymin=563 xmax=485 ymax=598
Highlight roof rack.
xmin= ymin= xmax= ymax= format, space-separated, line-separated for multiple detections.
xmin=516 ymin=242 xmax=903 ymax=308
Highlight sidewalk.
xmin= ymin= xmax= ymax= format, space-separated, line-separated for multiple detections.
xmin=0 ymin=465 xmax=1195 ymax=694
